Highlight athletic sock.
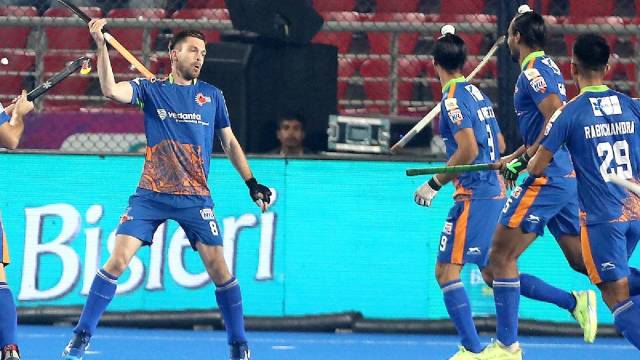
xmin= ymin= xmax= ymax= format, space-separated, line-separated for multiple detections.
xmin=216 ymin=277 xmax=248 ymax=345
xmin=613 ymin=295 xmax=640 ymax=350
xmin=74 ymin=269 xmax=118 ymax=336
xmin=493 ymin=278 xmax=520 ymax=347
xmin=0 ymin=282 xmax=17 ymax=347
xmin=441 ymin=280 xmax=482 ymax=353
xmin=520 ymin=273 xmax=577 ymax=311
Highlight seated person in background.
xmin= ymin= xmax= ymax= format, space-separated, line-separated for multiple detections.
xmin=269 ymin=114 xmax=313 ymax=156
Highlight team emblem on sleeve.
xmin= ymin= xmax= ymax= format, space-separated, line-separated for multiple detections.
xmin=195 ymin=92 xmax=212 ymax=106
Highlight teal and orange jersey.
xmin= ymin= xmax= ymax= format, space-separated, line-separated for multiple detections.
xmin=541 ymin=85 xmax=640 ymax=225
xmin=129 ymin=75 xmax=231 ymax=201
xmin=514 ymin=51 xmax=573 ymax=177
xmin=439 ymin=76 xmax=504 ymax=200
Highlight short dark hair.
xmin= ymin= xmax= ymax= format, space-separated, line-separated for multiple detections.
xmin=511 ymin=11 xmax=546 ymax=49
xmin=573 ymin=33 xmax=610 ymax=72
xmin=432 ymin=33 xmax=467 ymax=72
xmin=277 ymin=113 xmax=305 ymax=128
xmin=169 ymin=30 xmax=206 ymax=51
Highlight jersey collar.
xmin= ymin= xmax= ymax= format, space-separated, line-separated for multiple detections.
xmin=520 ymin=50 xmax=545 ymax=70
xmin=580 ymin=85 xmax=609 ymax=94
xmin=442 ymin=76 xmax=466 ymax=94
xmin=168 ymin=73 xmax=197 ymax=85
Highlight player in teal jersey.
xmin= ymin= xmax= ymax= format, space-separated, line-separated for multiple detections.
xmin=529 ymin=33 xmax=640 ymax=351
xmin=0 ymin=91 xmax=34 ymax=360
xmin=62 ymin=20 xmax=270 ymax=360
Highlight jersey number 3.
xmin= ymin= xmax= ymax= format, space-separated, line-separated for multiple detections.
xmin=598 ymin=140 xmax=633 ymax=181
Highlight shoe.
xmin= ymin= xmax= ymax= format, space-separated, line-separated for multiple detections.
xmin=230 ymin=342 xmax=250 ymax=360
xmin=1 ymin=344 xmax=20 ymax=360
xmin=571 ymin=290 xmax=598 ymax=343
xmin=61 ymin=331 xmax=91 ymax=360
xmin=449 ymin=345 xmax=481 ymax=359
xmin=477 ymin=341 xmax=522 ymax=360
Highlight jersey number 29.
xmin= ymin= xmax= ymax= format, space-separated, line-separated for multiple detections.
xmin=598 ymin=140 xmax=633 ymax=181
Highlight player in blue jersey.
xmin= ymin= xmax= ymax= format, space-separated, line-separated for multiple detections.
xmin=414 ymin=25 xmax=505 ymax=359
xmin=61 ymin=20 xmax=271 ymax=360
xmin=480 ymin=6 xmax=597 ymax=359
xmin=529 ymin=33 xmax=640 ymax=351
xmin=0 ymin=92 xmax=33 ymax=360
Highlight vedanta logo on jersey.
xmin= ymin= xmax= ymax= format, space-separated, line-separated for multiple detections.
xmin=156 ymin=108 xmax=203 ymax=122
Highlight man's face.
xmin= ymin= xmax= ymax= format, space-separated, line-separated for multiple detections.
xmin=277 ymin=119 xmax=305 ymax=148
xmin=507 ymin=22 xmax=520 ymax=63
xmin=172 ymin=36 xmax=206 ymax=80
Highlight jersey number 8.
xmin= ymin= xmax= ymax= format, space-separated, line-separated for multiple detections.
xmin=598 ymin=140 xmax=633 ymax=181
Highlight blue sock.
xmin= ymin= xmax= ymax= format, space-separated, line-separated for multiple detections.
xmin=520 ymin=273 xmax=576 ymax=311
xmin=613 ymin=295 xmax=640 ymax=350
xmin=0 ymin=282 xmax=17 ymax=347
xmin=493 ymin=278 xmax=520 ymax=346
xmin=441 ymin=280 xmax=482 ymax=353
xmin=629 ymin=268 xmax=640 ymax=296
xmin=216 ymin=277 xmax=247 ymax=345
xmin=74 ymin=269 xmax=118 ymax=336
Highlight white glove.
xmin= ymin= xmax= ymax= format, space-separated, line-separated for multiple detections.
xmin=414 ymin=177 xmax=441 ymax=207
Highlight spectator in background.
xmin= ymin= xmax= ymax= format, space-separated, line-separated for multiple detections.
xmin=269 ymin=114 xmax=313 ymax=156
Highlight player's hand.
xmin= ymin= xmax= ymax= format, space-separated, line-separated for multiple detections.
xmin=414 ymin=177 xmax=441 ymax=207
xmin=88 ymin=18 xmax=107 ymax=47
xmin=502 ymin=153 xmax=530 ymax=183
xmin=246 ymin=177 xmax=272 ymax=212
xmin=13 ymin=90 xmax=33 ymax=116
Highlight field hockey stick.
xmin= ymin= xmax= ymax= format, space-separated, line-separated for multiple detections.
xmin=406 ymin=162 xmax=500 ymax=176
xmin=57 ymin=0 xmax=157 ymax=82
xmin=390 ymin=35 xmax=506 ymax=153
xmin=27 ymin=56 xmax=92 ymax=101
xmin=608 ymin=174 xmax=640 ymax=196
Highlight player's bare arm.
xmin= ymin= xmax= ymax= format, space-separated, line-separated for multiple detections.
xmin=527 ymin=145 xmax=554 ymax=177
xmin=526 ymin=93 xmax=564 ymax=156
xmin=89 ymin=19 xmax=133 ymax=104
xmin=0 ymin=91 xmax=33 ymax=149
xmin=218 ymin=127 xmax=272 ymax=212
xmin=435 ymin=128 xmax=478 ymax=185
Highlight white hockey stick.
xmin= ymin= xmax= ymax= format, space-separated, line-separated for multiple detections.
xmin=608 ymin=174 xmax=640 ymax=196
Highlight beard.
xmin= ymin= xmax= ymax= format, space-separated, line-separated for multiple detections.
xmin=178 ymin=63 xmax=200 ymax=81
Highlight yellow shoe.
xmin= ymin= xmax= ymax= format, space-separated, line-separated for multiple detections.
xmin=477 ymin=341 xmax=522 ymax=360
xmin=571 ymin=290 xmax=598 ymax=343
xmin=449 ymin=345 xmax=481 ymax=360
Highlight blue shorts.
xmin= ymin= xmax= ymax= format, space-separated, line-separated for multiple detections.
xmin=438 ymin=198 xmax=505 ymax=267
xmin=0 ymin=219 xmax=9 ymax=266
xmin=581 ymin=220 xmax=640 ymax=284
xmin=117 ymin=193 xmax=223 ymax=249
xmin=498 ymin=175 xmax=580 ymax=238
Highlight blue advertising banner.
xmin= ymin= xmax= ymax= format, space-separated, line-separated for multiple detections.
xmin=2 ymin=153 xmax=634 ymax=324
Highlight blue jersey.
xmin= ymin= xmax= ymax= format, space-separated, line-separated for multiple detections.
xmin=541 ymin=86 xmax=640 ymax=224
xmin=439 ymin=77 xmax=504 ymax=200
xmin=515 ymin=51 xmax=573 ymax=177
xmin=0 ymin=102 xmax=9 ymax=127
xmin=129 ymin=75 xmax=230 ymax=200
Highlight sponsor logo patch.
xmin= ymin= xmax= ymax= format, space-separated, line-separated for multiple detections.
xmin=443 ymin=221 xmax=453 ymax=235
xmin=157 ymin=109 xmax=167 ymax=120
xmin=530 ymin=77 xmax=547 ymax=93
xmin=601 ymin=262 xmax=616 ymax=271
xmin=200 ymin=208 xmax=215 ymax=220
xmin=448 ymin=109 xmax=464 ymax=124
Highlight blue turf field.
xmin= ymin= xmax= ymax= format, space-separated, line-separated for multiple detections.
xmin=17 ymin=325 xmax=634 ymax=359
